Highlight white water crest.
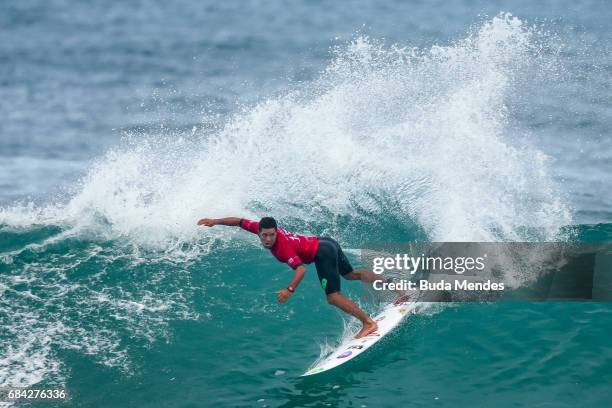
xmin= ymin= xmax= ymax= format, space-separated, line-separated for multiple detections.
xmin=1 ymin=13 xmax=571 ymax=251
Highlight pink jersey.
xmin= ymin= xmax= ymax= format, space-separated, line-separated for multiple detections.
xmin=240 ymin=219 xmax=319 ymax=269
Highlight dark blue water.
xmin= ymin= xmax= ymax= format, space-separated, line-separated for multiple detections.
xmin=1 ymin=1 xmax=611 ymax=407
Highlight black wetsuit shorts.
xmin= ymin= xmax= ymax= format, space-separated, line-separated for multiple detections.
xmin=314 ymin=237 xmax=353 ymax=295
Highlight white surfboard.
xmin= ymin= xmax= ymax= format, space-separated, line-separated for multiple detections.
xmin=302 ymin=299 xmax=418 ymax=376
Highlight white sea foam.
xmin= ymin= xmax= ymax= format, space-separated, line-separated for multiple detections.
xmin=0 ymin=243 xmax=200 ymax=392
xmin=0 ymin=13 xmax=571 ymax=251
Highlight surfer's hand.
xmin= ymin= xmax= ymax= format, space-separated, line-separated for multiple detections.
xmin=276 ymin=288 xmax=292 ymax=304
xmin=197 ymin=218 xmax=216 ymax=227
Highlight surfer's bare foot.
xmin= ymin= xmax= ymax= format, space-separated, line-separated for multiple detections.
xmin=354 ymin=319 xmax=378 ymax=339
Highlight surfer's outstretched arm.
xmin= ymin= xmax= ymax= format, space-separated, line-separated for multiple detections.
xmin=197 ymin=217 xmax=241 ymax=227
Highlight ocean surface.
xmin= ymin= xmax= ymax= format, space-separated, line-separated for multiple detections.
xmin=1 ymin=0 xmax=611 ymax=407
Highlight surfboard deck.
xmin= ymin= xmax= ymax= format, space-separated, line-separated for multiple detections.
xmin=302 ymin=300 xmax=417 ymax=376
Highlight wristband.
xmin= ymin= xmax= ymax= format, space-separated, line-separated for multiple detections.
xmin=287 ymin=285 xmax=295 ymax=293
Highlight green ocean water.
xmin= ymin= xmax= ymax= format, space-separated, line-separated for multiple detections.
xmin=1 ymin=223 xmax=611 ymax=407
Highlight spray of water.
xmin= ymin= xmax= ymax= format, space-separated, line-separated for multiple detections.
xmin=1 ymin=13 xmax=571 ymax=252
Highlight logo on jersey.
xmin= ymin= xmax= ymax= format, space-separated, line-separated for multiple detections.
xmin=286 ymin=232 xmax=301 ymax=241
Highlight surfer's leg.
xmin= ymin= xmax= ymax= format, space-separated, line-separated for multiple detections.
xmin=326 ymin=292 xmax=378 ymax=339
xmin=345 ymin=269 xmax=411 ymax=304
xmin=314 ymin=237 xmax=345 ymax=294
xmin=315 ymin=239 xmax=377 ymax=337
xmin=343 ymin=268 xmax=383 ymax=283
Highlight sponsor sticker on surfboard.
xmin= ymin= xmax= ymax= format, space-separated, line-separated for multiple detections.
xmin=302 ymin=300 xmax=417 ymax=376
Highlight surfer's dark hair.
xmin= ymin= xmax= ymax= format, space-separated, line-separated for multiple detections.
xmin=258 ymin=217 xmax=277 ymax=231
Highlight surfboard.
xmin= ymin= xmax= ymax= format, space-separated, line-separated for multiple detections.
xmin=301 ymin=299 xmax=417 ymax=376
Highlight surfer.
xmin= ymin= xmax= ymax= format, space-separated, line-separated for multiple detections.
xmin=197 ymin=216 xmax=403 ymax=338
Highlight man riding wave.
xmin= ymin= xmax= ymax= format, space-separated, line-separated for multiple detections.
xmin=197 ymin=216 xmax=406 ymax=338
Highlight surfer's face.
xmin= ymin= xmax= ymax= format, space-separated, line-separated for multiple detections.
xmin=259 ymin=228 xmax=277 ymax=248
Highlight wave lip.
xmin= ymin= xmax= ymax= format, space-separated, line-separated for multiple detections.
xmin=1 ymin=13 xmax=571 ymax=249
